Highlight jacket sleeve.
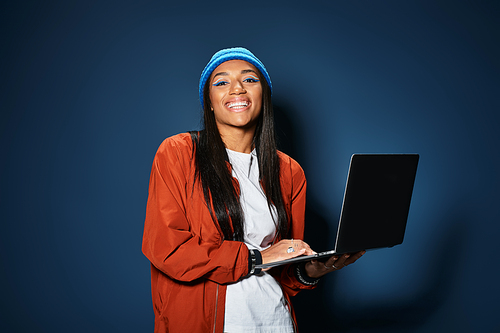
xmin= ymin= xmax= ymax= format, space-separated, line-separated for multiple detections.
xmin=142 ymin=137 xmax=250 ymax=284
xmin=271 ymin=156 xmax=318 ymax=295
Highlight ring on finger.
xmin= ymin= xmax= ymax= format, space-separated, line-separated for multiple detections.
xmin=287 ymin=246 xmax=295 ymax=253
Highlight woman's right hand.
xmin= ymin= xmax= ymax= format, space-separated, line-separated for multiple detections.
xmin=260 ymin=239 xmax=315 ymax=267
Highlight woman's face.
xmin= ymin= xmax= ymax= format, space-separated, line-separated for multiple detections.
xmin=208 ymin=60 xmax=263 ymax=134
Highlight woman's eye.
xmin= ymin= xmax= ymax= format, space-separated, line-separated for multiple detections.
xmin=212 ymin=80 xmax=228 ymax=87
xmin=243 ymin=76 xmax=260 ymax=83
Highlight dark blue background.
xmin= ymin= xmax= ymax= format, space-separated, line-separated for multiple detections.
xmin=1 ymin=1 xmax=498 ymax=332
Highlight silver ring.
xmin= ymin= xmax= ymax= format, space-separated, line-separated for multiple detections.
xmin=331 ymin=264 xmax=338 ymax=270
xmin=287 ymin=246 xmax=295 ymax=253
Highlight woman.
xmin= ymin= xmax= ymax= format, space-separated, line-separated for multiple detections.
xmin=142 ymin=47 xmax=364 ymax=332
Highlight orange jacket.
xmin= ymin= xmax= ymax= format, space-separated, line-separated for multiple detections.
xmin=142 ymin=133 xmax=315 ymax=332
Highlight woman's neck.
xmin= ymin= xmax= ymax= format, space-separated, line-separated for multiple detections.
xmin=218 ymin=127 xmax=255 ymax=154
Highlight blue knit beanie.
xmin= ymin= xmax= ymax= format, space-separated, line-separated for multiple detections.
xmin=199 ymin=47 xmax=272 ymax=107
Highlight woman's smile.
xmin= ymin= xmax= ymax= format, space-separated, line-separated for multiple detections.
xmin=225 ymin=98 xmax=250 ymax=111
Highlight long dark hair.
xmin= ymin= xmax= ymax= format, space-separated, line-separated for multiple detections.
xmin=190 ymin=69 xmax=288 ymax=242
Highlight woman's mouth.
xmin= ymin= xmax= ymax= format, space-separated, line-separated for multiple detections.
xmin=226 ymin=101 xmax=249 ymax=110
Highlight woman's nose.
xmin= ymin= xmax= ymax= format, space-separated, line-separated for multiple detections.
xmin=230 ymin=81 xmax=246 ymax=94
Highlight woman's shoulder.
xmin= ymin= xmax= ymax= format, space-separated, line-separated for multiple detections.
xmin=157 ymin=132 xmax=194 ymax=153
xmin=153 ymin=132 xmax=196 ymax=166
xmin=277 ymin=150 xmax=305 ymax=178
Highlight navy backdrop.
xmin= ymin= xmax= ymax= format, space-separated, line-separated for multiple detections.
xmin=1 ymin=1 xmax=499 ymax=332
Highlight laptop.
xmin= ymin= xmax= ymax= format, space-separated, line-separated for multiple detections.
xmin=256 ymin=154 xmax=419 ymax=269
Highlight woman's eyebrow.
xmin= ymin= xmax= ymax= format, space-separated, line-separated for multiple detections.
xmin=212 ymin=69 xmax=257 ymax=79
xmin=241 ymin=69 xmax=257 ymax=74
xmin=213 ymin=71 xmax=229 ymax=79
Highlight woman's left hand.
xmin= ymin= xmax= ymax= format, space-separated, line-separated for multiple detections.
xmin=304 ymin=251 xmax=366 ymax=279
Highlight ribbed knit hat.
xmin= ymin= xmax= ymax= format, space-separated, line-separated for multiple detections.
xmin=199 ymin=47 xmax=272 ymax=107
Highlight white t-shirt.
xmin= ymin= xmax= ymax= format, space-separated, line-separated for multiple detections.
xmin=224 ymin=149 xmax=294 ymax=333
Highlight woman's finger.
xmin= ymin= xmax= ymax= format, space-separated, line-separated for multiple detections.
xmin=307 ymin=251 xmax=366 ymax=278
xmin=335 ymin=253 xmax=351 ymax=266
xmin=321 ymin=256 xmax=339 ymax=269
xmin=283 ymin=239 xmax=315 ymax=256
xmin=332 ymin=251 xmax=365 ymax=269
xmin=343 ymin=251 xmax=366 ymax=265
xmin=261 ymin=239 xmax=316 ymax=264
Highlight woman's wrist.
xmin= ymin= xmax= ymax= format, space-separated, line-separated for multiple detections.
xmin=295 ymin=263 xmax=320 ymax=285
xmin=247 ymin=249 xmax=262 ymax=276
xmin=304 ymin=261 xmax=323 ymax=279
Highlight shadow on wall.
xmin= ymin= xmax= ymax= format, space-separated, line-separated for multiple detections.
xmin=273 ymin=103 xmax=468 ymax=333
xmin=274 ymin=102 xmax=335 ymax=330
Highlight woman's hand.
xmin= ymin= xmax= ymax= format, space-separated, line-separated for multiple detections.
xmin=304 ymin=251 xmax=366 ymax=279
xmin=260 ymin=239 xmax=315 ymax=268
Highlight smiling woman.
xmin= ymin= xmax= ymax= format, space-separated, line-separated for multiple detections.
xmin=141 ymin=47 xmax=364 ymax=333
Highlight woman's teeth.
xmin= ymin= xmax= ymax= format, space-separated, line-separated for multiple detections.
xmin=227 ymin=101 xmax=248 ymax=109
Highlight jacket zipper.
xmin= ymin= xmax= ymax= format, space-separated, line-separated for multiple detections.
xmin=213 ymin=283 xmax=219 ymax=333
